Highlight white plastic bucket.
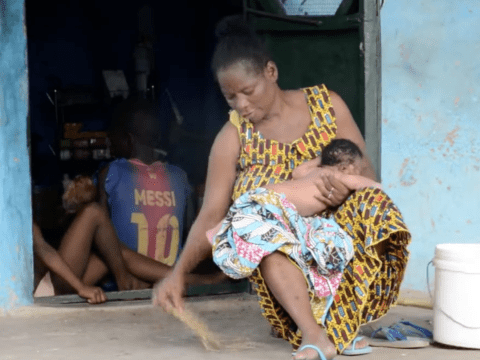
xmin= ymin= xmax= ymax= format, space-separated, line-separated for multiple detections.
xmin=433 ymin=243 xmax=480 ymax=349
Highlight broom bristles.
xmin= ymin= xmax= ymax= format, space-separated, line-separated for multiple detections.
xmin=169 ymin=307 xmax=222 ymax=351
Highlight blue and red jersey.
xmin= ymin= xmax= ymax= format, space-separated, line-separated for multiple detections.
xmin=105 ymin=158 xmax=191 ymax=266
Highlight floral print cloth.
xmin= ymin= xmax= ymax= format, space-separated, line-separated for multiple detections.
xmin=211 ymin=188 xmax=354 ymax=301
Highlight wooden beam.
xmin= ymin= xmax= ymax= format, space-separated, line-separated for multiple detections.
xmin=362 ymin=0 xmax=382 ymax=180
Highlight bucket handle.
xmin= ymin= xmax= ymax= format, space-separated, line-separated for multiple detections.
xmin=427 ymin=260 xmax=434 ymax=300
xmin=437 ymin=307 xmax=480 ymax=329
xmin=428 ymin=260 xmax=480 ymax=329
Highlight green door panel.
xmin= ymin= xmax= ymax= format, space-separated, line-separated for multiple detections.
xmin=261 ymin=29 xmax=363 ymax=134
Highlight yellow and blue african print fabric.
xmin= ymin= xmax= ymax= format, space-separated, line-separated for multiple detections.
xmin=229 ymin=84 xmax=411 ymax=353
xmin=211 ymin=187 xmax=355 ymax=321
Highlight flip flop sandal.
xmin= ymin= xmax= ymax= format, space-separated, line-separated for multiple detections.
xmin=389 ymin=321 xmax=433 ymax=339
xmin=342 ymin=336 xmax=373 ymax=355
xmin=367 ymin=322 xmax=432 ymax=348
xmin=292 ymin=344 xmax=329 ymax=360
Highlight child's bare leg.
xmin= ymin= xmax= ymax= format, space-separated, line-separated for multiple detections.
xmin=260 ymin=252 xmax=336 ymax=360
xmin=80 ymin=253 xmax=109 ymax=286
xmin=120 ymin=245 xmax=227 ymax=285
xmin=120 ymin=246 xmax=167 ymax=284
xmin=54 ymin=203 xmax=148 ymax=293
xmin=33 ymin=253 xmax=49 ymax=292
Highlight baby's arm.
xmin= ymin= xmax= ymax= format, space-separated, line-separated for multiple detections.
xmin=33 ymin=223 xmax=107 ymax=304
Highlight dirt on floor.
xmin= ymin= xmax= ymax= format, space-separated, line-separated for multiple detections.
xmin=1 ymin=293 xmax=480 ymax=360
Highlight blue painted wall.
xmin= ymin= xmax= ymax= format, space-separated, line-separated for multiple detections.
xmin=3 ymin=0 xmax=477 ymax=310
xmin=0 ymin=0 xmax=33 ymax=310
xmin=381 ymin=1 xmax=480 ymax=293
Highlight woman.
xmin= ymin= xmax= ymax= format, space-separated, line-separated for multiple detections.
xmin=153 ymin=16 xmax=411 ymax=360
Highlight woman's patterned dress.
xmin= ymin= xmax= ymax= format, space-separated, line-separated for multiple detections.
xmin=223 ymin=84 xmax=411 ymax=353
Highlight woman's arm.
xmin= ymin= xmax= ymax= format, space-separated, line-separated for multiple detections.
xmin=334 ymin=172 xmax=382 ymax=191
xmin=331 ymin=91 xmax=377 ymax=180
xmin=33 ymin=223 xmax=107 ymax=304
xmin=314 ymin=91 xmax=377 ymax=207
xmin=264 ymin=168 xmax=380 ymax=217
xmin=264 ymin=176 xmax=328 ymax=216
xmin=153 ymin=122 xmax=240 ymax=312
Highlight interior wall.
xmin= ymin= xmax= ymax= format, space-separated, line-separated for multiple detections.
xmin=381 ymin=1 xmax=480 ymax=293
xmin=26 ymin=0 xmax=241 ymax=188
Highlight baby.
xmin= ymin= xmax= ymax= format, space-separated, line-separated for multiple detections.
xmin=267 ymin=138 xmax=381 ymax=217
xmin=295 ymin=137 xmax=368 ymax=179
xmin=207 ymin=138 xmax=381 ymax=239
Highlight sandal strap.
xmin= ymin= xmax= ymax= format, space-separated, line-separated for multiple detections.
xmin=349 ymin=336 xmax=364 ymax=350
xmin=371 ymin=326 xmax=407 ymax=341
xmin=392 ymin=321 xmax=433 ymax=339
xmin=295 ymin=344 xmax=327 ymax=360
xmin=371 ymin=321 xmax=433 ymax=342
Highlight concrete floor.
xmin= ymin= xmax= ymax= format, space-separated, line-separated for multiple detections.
xmin=1 ymin=293 xmax=480 ymax=360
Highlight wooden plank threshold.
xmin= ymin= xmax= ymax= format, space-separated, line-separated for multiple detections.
xmin=34 ymin=280 xmax=250 ymax=306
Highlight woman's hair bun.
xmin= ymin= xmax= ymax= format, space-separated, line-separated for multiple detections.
xmin=215 ymin=15 xmax=255 ymax=40
xmin=211 ymin=14 xmax=272 ymax=75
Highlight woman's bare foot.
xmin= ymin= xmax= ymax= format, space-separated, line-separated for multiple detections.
xmin=344 ymin=336 xmax=369 ymax=352
xmin=293 ymin=328 xmax=336 ymax=360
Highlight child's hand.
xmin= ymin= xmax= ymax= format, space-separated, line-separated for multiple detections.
xmin=78 ymin=285 xmax=108 ymax=304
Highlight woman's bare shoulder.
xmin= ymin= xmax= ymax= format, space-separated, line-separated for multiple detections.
xmin=328 ymin=90 xmax=344 ymax=105
xmin=328 ymin=91 xmax=355 ymax=128
xmin=284 ymin=88 xmax=306 ymax=101
xmin=211 ymin=121 xmax=240 ymax=153
xmin=207 ymin=121 xmax=241 ymax=174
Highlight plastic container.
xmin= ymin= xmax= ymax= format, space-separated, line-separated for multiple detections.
xmin=433 ymin=243 xmax=480 ymax=349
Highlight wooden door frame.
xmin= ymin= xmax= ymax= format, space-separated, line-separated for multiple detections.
xmin=362 ymin=0 xmax=382 ymax=179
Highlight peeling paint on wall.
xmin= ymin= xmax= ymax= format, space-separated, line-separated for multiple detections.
xmin=444 ymin=126 xmax=460 ymax=146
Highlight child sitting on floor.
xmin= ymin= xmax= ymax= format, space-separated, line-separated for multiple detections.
xmin=34 ymin=175 xmax=147 ymax=304
xmin=33 ymin=222 xmax=108 ymax=304
xmin=34 ymin=175 xmax=223 ymax=304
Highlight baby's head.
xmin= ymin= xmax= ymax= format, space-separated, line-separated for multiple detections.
xmin=321 ymin=139 xmax=363 ymax=175
xmin=292 ymin=139 xmax=363 ymax=179
xmin=62 ymin=175 xmax=97 ymax=213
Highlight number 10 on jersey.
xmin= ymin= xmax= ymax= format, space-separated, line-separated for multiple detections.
xmin=130 ymin=212 xmax=180 ymax=266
